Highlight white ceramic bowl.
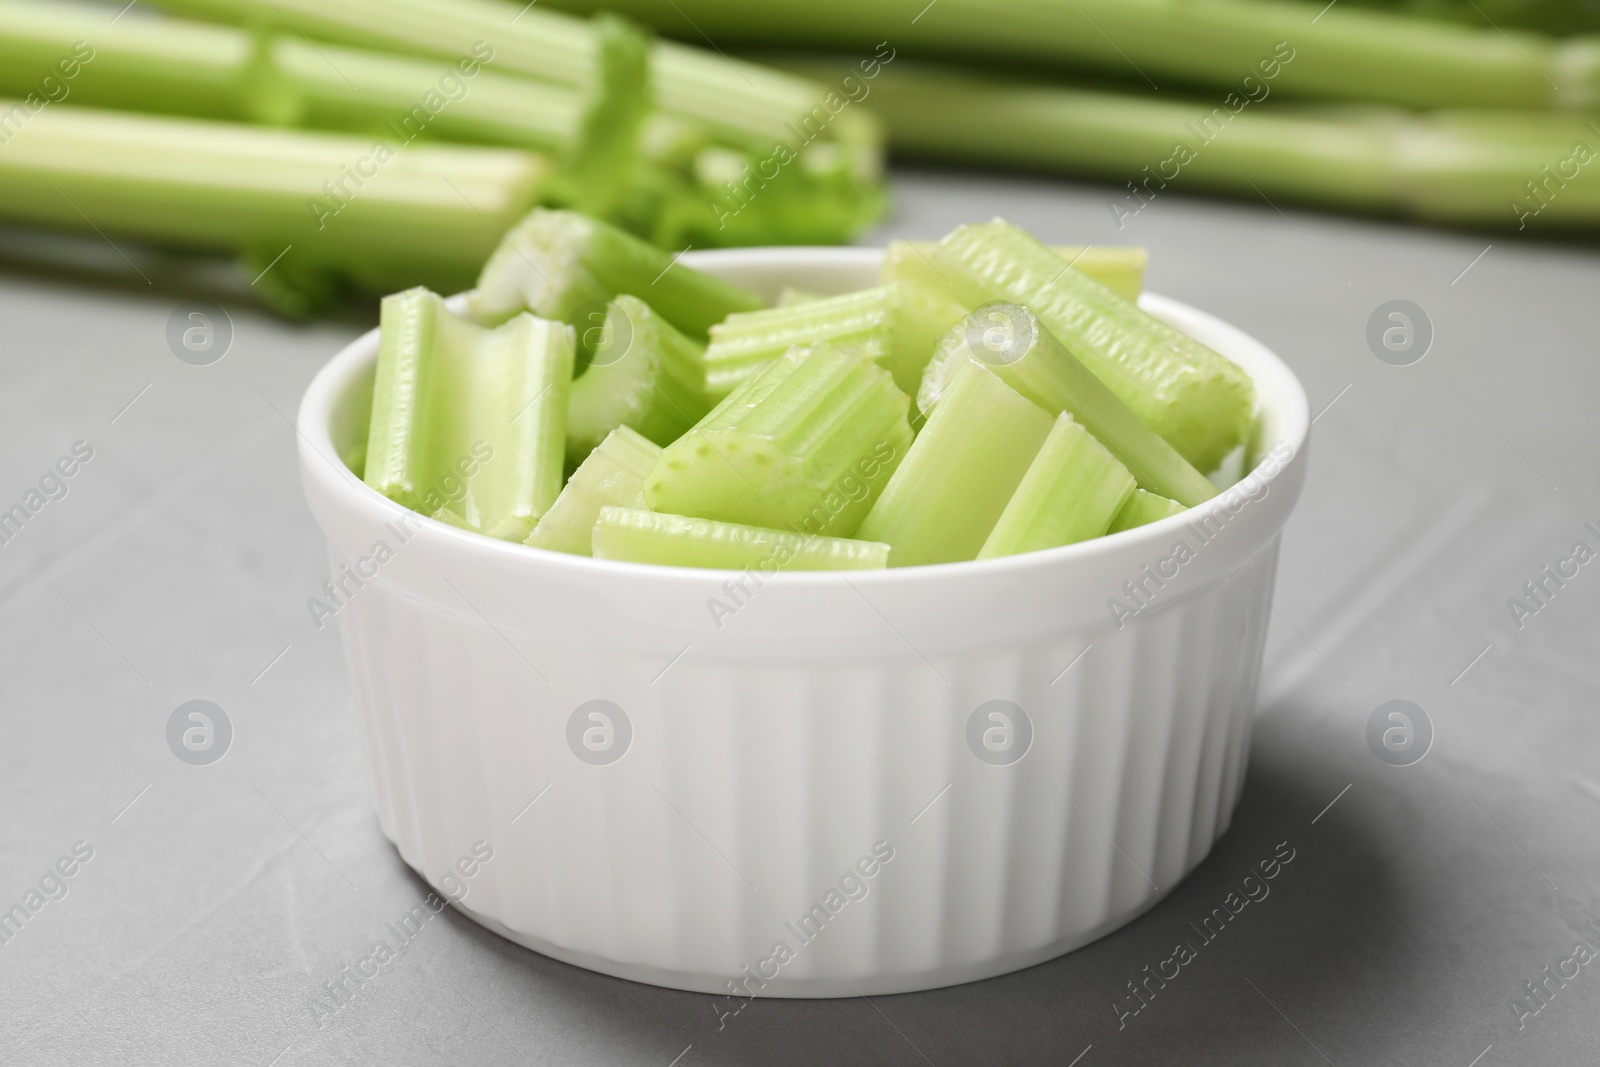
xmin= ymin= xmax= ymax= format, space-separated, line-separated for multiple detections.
xmin=298 ymin=248 xmax=1309 ymax=997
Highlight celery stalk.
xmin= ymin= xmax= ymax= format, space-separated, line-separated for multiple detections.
xmin=874 ymin=240 xmax=1149 ymax=401
xmin=470 ymin=208 xmax=762 ymax=334
xmin=921 ymin=303 xmax=1218 ymax=507
xmin=978 ymin=413 xmax=1135 ymax=558
xmin=645 ymin=343 xmax=912 ymax=537
xmin=772 ymin=58 xmax=1600 ymax=235
xmin=1109 ymin=489 xmax=1185 ymax=533
xmin=704 ymin=287 xmax=889 ymax=397
xmin=0 ymin=0 xmax=580 ymax=148
xmin=937 ymin=222 xmax=1254 ymax=474
xmin=544 ymin=0 xmax=1600 ymax=111
xmin=366 ymin=287 xmax=574 ymax=539
xmin=0 ymin=0 xmax=884 ymax=251
xmin=566 ymin=295 xmax=711 ymax=460
xmin=702 ymin=281 xmax=956 ymax=399
xmin=592 ymin=507 xmax=889 ymax=570
xmin=889 ymin=241 xmax=1147 ymax=303
xmin=0 ymin=100 xmax=547 ymax=309
xmin=527 ymin=426 xmax=660 ymax=555
xmin=856 ymin=362 xmax=1054 ymax=567
xmin=152 ymin=0 xmax=860 ymax=145
xmin=152 ymin=0 xmax=889 ymax=247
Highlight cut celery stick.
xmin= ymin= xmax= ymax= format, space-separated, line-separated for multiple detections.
xmin=704 ymin=288 xmax=887 ymax=397
xmin=566 ymin=295 xmax=711 ymax=460
xmin=704 ymin=279 xmax=955 ymax=399
xmin=365 ymin=287 xmax=574 ymax=540
xmin=1109 ymin=489 xmax=1185 ymax=533
xmin=890 ymin=240 xmax=1147 ymax=302
xmin=856 ymin=362 xmax=1053 ymax=567
xmin=878 ymin=240 xmax=1149 ymax=398
xmin=937 ymin=220 xmax=1254 ymax=472
xmin=592 ymin=507 xmax=890 ymax=570
xmin=883 ymin=277 xmax=968 ymax=396
xmin=527 ymin=426 xmax=660 ymax=555
xmin=978 ymin=413 xmax=1136 ymax=558
xmin=469 ymin=207 xmax=761 ymax=334
xmin=645 ymin=343 xmax=912 ymax=537
xmin=919 ymin=302 xmax=1217 ymax=508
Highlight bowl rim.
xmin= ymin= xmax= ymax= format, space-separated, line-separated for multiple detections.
xmin=297 ymin=246 xmax=1309 ymax=588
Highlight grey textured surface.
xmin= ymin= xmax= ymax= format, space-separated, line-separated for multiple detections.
xmin=1 ymin=168 xmax=1597 ymax=1066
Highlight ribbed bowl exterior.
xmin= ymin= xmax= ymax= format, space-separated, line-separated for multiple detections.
xmin=300 ymin=249 xmax=1309 ymax=997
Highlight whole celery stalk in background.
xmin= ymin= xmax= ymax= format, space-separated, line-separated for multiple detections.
xmin=0 ymin=0 xmax=886 ymax=312
xmin=1343 ymin=0 xmax=1600 ymax=35
xmin=541 ymin=0 xmax=1600 ymax=111
xmin=774 ymin=59 xmax=1600 ymax=233
xmin=0 ymin=102 xmax=548 ymax=314
xmin=149 ymin=0 xmax=887 ymax=246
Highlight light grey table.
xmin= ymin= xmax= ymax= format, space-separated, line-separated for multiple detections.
xmin=2 ymin=169 xmax=1597 ymax=1066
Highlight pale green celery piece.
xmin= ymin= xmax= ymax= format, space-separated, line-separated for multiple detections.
xmin=592 ymin=507 xmax=889 ymax=570
xmin=878 ymin=240 xmax=1141 ymax=401
xmin=527 ymin=425 xmax=660 ymax=554
xmin=883 ymin=278 xmax=969 ymax=397
xmin=937 ymin=220 xmax=1255 ymax=472
xmin=342 ymin=439 xmax=368 ymax=480
xmin=978 ymin=413 xmax=1136 ymax=558
xmin=856 ymin=362 xmax=1054 ymax=567
xmin=470 ymin=207 xmax=762 ymax=333
xmin=1109 ymin=488 xmax=1185 ymax=533
xmin=645 ymin=343 xmax=912 ymax=537
xmin=888 ymin=240 xmax=1147 ymax=302
xmin=365 ymin=287 xmax=574 ymax=540
xmin=704 ymin=280 xmax=955 ymax=399
xmin=704 ymin=288 xmax=887 ymax=398
xmin=919 ymin=303 xmax=1217 ymax=507
xmin=566 ymin=295 xmax=711 ymax=460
